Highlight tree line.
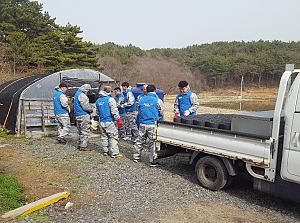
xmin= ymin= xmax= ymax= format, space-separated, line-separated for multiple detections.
xmin=1 ymin=0 xmax=300 ymax=92
xmin=0 ymin=0 xmax=98 ymax=79
xmin=92 ymin=41 xmax=300 ymax=91
xmin=148 ymin=41 xmax=300 ymax=88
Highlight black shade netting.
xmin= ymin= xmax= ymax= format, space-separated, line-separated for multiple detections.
xmin=0 ymin=74 xmax=50 ymax=131
xmin=63 ymin=78 xmax=100 ymax=103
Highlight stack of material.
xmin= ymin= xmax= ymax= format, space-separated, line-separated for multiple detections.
xmin=174 ymin=114 xmax=232 ymax=130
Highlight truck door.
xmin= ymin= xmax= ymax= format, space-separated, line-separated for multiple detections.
xmin=281 ymin=78 xmax=300 ymax=182
xmin=286 ymin=112 xmax=300 ymax=178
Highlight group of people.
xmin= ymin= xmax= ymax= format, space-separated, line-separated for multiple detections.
xmin=53 ymin=80 xmax=199 ymax=166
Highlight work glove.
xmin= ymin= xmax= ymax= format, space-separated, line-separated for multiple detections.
xmin=120 ymin=104 xmax=124 ymax=108
xmin=174 ymin=113 xmax=179 ymax=118
xmin=184 ymin=110 xmax=190 ymax=116
xmin=123 ymin=103 xmax=128 ymax=107
xmin=116 ymin=119 xmax=122 ymax=128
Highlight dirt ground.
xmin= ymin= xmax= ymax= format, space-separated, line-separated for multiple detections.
xmin=0 ymin=142 xmax=289 ymax=223
xmin=0 ymin=88 xmax=290 ymax=222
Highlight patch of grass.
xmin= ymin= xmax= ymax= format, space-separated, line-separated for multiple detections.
xmin=27 ymin=211 xmax=50 ymax=222
xmin=26 ymin=141 xmax=33 ymax=145
xmin=0 ymin=174 xmax=26 ymax=213
xmin=0 ymin=129 xmax=7 ymax=138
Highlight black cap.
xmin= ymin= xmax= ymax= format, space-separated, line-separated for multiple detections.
xmin=59 ymin=83 xmax=67 ymax=88
xmin=121 ymin=82 xmax=129 ymax=87
xmin=178 ymin=81 xmax=188 ymax=88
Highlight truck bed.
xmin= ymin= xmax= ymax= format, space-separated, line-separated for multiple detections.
xmin=155 ymin=120 xmax=272 ymax=166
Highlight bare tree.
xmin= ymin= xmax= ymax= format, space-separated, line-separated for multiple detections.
xmin=235 ymin=63 xmax=249 ymax=89
xmin=98 ymin=57 xmax=130 ymax=84
xmin=129 ymin=56 xmax=202 ymax=94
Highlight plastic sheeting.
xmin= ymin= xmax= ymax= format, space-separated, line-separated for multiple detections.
xmin=20 ymin=69 xmax=114 ymax=101
xmin=0 ymin=69 xmax=116 ymax=132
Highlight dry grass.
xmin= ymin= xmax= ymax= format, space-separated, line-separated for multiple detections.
xmin=163 ymin=88 xmax=278 ymax=121
xmin=0 ymin=142 xmax=76 ymax=202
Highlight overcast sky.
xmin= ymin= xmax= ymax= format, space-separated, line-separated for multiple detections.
xmin=38 ymin=0 xmax=300 ymax=50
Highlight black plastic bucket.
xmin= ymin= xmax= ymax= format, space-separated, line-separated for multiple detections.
xmin=194 ymin=120 xmax=206 ymax=127
xmin=182 ymin=118 xmax=194 ymax=125
xmin=206 ymin=122 xmax=219 ymax=129
xmin=173 ymin=117 xmax=182 ymax=123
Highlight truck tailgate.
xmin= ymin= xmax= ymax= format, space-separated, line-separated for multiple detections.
xmin=155 ymin=121 xmax=272 ymax=166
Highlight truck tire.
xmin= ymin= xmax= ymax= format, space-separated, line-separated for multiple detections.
xmin=195 ymin=156 xmax=228 ymax=191
xmin=223 ymin=175 xmax=233 ymax=188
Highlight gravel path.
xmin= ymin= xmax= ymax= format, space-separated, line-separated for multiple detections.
xmin=5 ymin=134 xmax=300 ymax=223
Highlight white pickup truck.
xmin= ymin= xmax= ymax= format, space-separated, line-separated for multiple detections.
xmin=154 ymin=64 xmax=300 ymax=203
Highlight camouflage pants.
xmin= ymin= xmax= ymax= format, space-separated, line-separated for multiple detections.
xmin=125 ymin=111 xmax=139 ymax=138
xmin=133 ymin=124 xmax=156 ymax=162
xmin=55 ymin=114 xmax=70 ymax=139
xmin=118 ymin=113 xmax=126 ymax=139
xmin=76 ymin=114 xmax=91 ymax=148
xmin=101 ymin=121 xmax=119 ymax=155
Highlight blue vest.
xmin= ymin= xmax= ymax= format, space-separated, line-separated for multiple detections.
xmin=139 ymin=93 xmax=159 ymax=125
xmin=96 ymin=95 xmax=115 ymax=122
xmin=177 ymin=91 xmax=196 ymax=116
xmin=124 ymin=89 xmax=136 ymax=112
xmin=139 ymin=93 xmax=158 ymax=100
xmin=116 ymin=93 xmax=126 ymax=114
xmin=74 ymin=89 xmax=89 ymax=116
xmin=53 ymin=91 xmax=68 ymax=115
xmin=138 ymin=94 xmax=145 ymax=101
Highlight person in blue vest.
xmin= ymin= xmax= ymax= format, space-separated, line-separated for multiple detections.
xmin=53 ymin=83 xmax=70 ymax=144
xmin=121 ymin=82 xmax=139 ymax=141
xmin=96 ymin=86 xmax=123 ymax=158
xmin=133 ymin=84 xmax=164 ymax=166
xmin=174 ymin=81 xmax=199 ymax=118
xmin=114 ymin=87 xmax=126 ymax=139
xmin=74 ymin=84 xmax=94 ymax=151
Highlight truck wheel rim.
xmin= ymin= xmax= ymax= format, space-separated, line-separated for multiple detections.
xmin=204 ymin=165 xmax=217 ymax=182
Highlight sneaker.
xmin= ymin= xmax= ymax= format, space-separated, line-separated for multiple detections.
xmin=103 ymin=152 xmax=108 ymax=156
xmin=56 ymin=137 xmax=66 ymax=144
xmin=79 ymin=147 xmax=91 ymax=151
xmin=150 ymin=162 xmax=161 ymax=167
xmin=123 ymin=137 xmax=131 ymax=141
xmin=133 ymin=159 xmax=140 ymax=163
xmin=111 ymin=153 xmax=122 ymax=158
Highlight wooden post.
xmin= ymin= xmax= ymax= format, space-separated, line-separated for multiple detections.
xmin=16 ymin=100 xmax=23 ymax=136
xmin=23 ymin=101 xmax=27 ymax=137
xmin=41 ymin=103 xmax=44 ymax=132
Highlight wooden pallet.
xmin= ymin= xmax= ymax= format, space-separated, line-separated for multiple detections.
xmin=21 ymin=101 xmax=57 ymax=138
